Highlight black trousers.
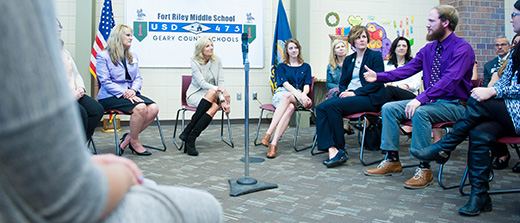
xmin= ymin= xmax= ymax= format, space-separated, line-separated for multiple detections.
xmin=385 ymin=85 xmax=416 ymax=102
xmin=316 ymin=96 xmax=379 ymax=151
xmin=78 ymin=95 xmax=104 ymax=140
xmin=472 ymin=99 xmax=517 ymax=157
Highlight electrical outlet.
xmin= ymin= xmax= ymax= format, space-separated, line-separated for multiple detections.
xmin=237 ymin=93 xmax=242 ymax=100
xmin=252 ymin=92 xmax=257 ymax=100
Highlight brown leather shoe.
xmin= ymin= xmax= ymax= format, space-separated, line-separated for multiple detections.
xmin=364 ymin=160 xmax=402 ymax=176
xmin=404 ymin=168 xmax=433 ymax=189
xmin=267 ymin=144 xmax=277 ymax=158
xmin=260 ymin=133 xmax=271 ymax=147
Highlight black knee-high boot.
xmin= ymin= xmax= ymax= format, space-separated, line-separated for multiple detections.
xmin=185 ymin=113 xmax=213 ymax=156
xmin=459 ymin=130 xmax=493 ymax=216
xmin=411 ymin=98 xmax=494 ymax=163
xmin=180 ymin=98 xmax=212 ymax=141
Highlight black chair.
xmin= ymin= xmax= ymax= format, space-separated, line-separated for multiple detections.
xmin=459 ymin=136 xmax=520 ymax=195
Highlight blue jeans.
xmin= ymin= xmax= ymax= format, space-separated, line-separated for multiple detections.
xmin=381 ymin=99 xmax=466 ymax=154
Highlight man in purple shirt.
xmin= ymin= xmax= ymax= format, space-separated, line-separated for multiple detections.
xmin=362 ymin=5 xmax=474 ymax=189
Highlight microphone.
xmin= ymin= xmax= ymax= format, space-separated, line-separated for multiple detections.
xmin=241 ymin=32 xmax=249 ymax=64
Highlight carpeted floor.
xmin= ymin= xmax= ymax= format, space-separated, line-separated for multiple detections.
xmin=90 ymin=121 xmax=520 ymax=222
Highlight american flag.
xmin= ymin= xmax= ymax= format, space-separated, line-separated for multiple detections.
xmin=90 ymin=0 xmax=115 ymax=79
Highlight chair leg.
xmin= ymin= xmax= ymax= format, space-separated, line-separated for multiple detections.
xmin=310 ymin=131 xmax=324 ymax=155
xmin=220 ymin=111 xmax=234 ymax=148
xmin=438 ymin=162 xmax=469 ymax=190
xmin=172 ymin=108 xmax=183 ymax=150
xmin=460 ymin=143 xmax=520 ymax=195
xmin=293 ymin=110 xmax=314 ymax=152
xmin=359 ymin=115 xmax=384 ymax=166
xmin=88 ymin=138 xmax=98 ymax=154
xmin=253 ymin=109 xmax=265 ymax=146
xmin=459 ymin=163 xmax=514 ymax=195
xmin=112 ymin=114 xmax=121 ymax=156
xmin=143 ymin=115 xmax=167 ymax=152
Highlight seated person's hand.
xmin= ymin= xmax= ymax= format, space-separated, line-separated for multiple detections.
xmin=405 ymin=99 xmax=421 ymax=119
xmin=75 ymin=88 xmax=85 ymax=100
xmin=221 ymin=101 xmax=231 ymax=115
xmin=339 ymin=91 xmax=355 ymax=98
xmin=300 ymin=94 xmax=312 ymax=108
xmin=123 ymin=89 xmax=136 ymax=99
xmin=91 ymin=154 xmax=144 ymax=185
xmin=471 ymin=87 xmax=497 ymax=102
xmin=127 ymin=95 xmax=144 ymax=104
xmin=223 ymin=90 xmax=231 ymax=104
xmin=398 ymin=84 xmax=409 ymax=90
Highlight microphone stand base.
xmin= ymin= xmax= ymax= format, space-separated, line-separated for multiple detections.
xmin=229 ymin=178 xmax=278 ymax=197
xmin=239 ymin=157 xmax=265 ymax=163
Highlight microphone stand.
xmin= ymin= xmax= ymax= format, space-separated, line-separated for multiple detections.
xmin=228 ymin=35 xmax=277 ymax=196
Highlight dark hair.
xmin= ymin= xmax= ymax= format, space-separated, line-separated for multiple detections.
xmin=388 ymin=37 xmax=413 ymax=68
xmin=512 ymin=33 xmax=520 ymax=46
xmin=515 ymin=0 xmax=520 ymax=10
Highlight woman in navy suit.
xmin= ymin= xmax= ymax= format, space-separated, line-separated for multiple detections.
xmin=97 ymin=24 xmax=158 ymax=156
xmin=316 ymin=25 xmax=386 ymax=168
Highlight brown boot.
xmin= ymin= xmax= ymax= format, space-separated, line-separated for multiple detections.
xmin=267 ymin=144 xmax=277 ymax=158
xmin=364 ymin=160 xmax=402 ymax=176
xmin=260 ymin=133 xmax=271 ymax=147
xmin=404 ymin=168 xmax=434 ymax=189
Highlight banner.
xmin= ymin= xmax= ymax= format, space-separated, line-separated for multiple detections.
xmin=125 ymin=0 xmax=264 ymax=68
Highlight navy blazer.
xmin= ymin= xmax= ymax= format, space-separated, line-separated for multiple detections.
xmin=483 ymin=56 xmax=499 ymax=87
xmin=339 ymin=49 xmax=387 ymax=106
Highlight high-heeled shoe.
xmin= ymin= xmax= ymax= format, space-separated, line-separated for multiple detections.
xmin=128 ymin=143 xmax=151 ymax=156
xmin=119 ymin=133 xmax=129 ymax=155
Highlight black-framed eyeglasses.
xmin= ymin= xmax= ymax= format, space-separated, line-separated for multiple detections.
xmin=512 ymin=12 xmax=520 ymax=19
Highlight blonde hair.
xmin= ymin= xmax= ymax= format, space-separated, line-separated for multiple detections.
xmin=192 ymin=36 xmax=216 ymax=65
xmin=105 ymin=24 xmax=133 ymax=66
xmin=282 ymin=38 xmax=304 ymax=65
xmin=328 ymin=39 xmax=347 ymax=70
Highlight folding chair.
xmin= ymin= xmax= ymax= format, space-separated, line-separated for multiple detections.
xmin=253 ymin=77 xmax=316 ymax=152
xmin=105 ymin=109 xmax=166 ymax=156
xmin=343 ymin=111 xmax=383 ymax=166
xmin=96 ymin=79 xmax=166 ymax=156
xmin=172 ymin=75 xmax=234 ymax=150
xmin=459 ymin=136 xmax=520 ymax=195
xmin=400 ymin=121 xmax=462 ymax=189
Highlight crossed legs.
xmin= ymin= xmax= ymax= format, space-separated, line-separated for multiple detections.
xmin=261 ymin=93 xmax=298 ymax=158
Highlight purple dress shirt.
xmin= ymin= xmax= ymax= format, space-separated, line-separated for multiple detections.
xmin=376 ymin=32 xmax=475 ymax=104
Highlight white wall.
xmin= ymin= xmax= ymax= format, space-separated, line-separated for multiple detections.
xmin=309 ymin=0 xmax=439 ymax=82
xmin=55 ymin=0 xmax=442 ymax=121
